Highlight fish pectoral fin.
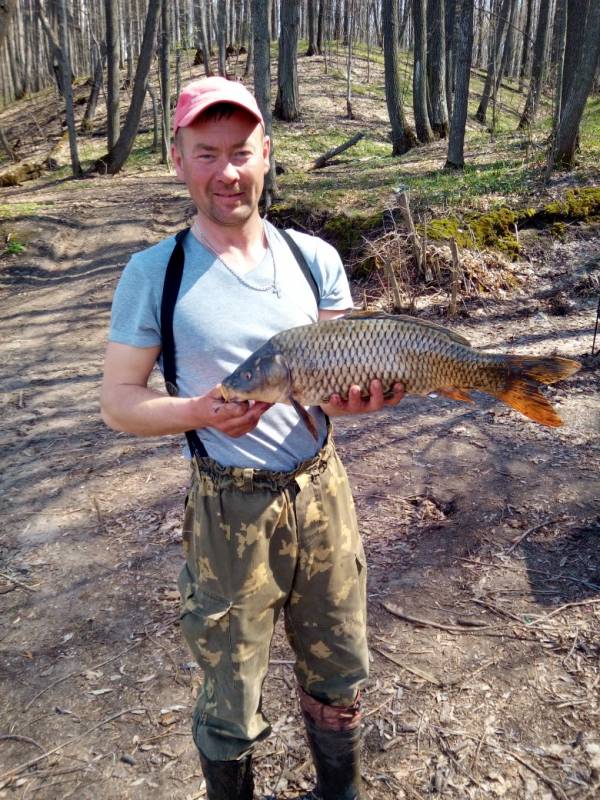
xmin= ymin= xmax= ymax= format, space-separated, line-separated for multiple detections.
xmin=290 ymin=396 xmax=319 ymax=440
xmin=438 ymin=387 xmax=474 ymax=403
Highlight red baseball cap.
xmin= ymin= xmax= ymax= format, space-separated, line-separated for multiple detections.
xmin=173 ymin=77 xmax=264 ymax=136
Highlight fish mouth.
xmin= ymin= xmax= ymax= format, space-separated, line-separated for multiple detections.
xmin=220 ymin=384 xmax=231 ymax=401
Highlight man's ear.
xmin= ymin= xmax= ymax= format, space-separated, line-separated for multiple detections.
xmin=172 ymin=138 xmax=184 ymax=180
xmin=262 ymin=134 xmax=271 ymax=172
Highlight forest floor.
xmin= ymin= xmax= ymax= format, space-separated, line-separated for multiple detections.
xmin=1 ymin=54 xmax=599 ymax=800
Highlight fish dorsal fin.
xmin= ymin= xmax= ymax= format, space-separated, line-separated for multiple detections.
xmin=342 ymin=310 xmax=472 ymax=348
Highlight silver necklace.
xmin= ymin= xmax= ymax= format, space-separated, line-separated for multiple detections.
xmin=193 ymin=221 xmax=280 ymax=297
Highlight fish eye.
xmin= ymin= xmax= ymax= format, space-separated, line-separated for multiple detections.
xmin=244 ymin=371 xmax=252 ymax=381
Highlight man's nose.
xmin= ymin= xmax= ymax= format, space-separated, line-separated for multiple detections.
xmin=217 ymin=159 xmax=239 ymax=182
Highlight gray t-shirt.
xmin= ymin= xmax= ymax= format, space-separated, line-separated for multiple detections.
xmin=109 ymin=220 xmax=353 ymax=471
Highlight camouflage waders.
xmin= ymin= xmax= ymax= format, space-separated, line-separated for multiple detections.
xmin=178 ymin=432 xmax=369 ymax=762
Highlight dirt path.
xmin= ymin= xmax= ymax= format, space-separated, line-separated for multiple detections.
xmin=0 ymin=170 xmax=599 ymax=800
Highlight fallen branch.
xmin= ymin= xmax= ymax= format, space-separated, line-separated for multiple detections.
xmin=0 ymin=734 xmax=45 ymax=751
xmin=308 ymin=131 xmax=365 ymax=170
xmin=372 ymin=646 xmax=442 ymax=686
xmin=528 ymin=598 xmax=600 ymax=623
xmin=506 ymin=516 xmax=567 ymax=554
xmin=0 ymin=571 xmax=39 ymax=592
xmin=486 ymin=742 xmax=568 ymax=800
xmin=0 ymin=708 xmax=145 ymax=788
xmin=441 ymin=729 xmax=569 ymax=800
xmin=382 ymin=601 xmax=491 ymax=633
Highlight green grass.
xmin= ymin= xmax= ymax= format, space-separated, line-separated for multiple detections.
xmin=0 ymin=201 xmax=47 ymax=219
xmin=4 ymin=238 xmax=26 ymax=255
xmin=579 ymin=96 xmax=600 ymax=165
xmin=51 ymin=131 xmax=162 ymax=182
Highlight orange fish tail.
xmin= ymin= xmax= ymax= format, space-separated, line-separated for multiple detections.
xmin=492 ymin=355 xmax=580 ymax=427
xmin=495 ymin=379 xmax=563 ymax=427
xmin=505 ymin=355 xmax=581 ymax=385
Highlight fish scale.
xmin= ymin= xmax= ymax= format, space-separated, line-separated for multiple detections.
xmin=280 ymin=317 xmax=503 ymax=403
xmin=221 ymin=313 xmax=581 ymax=432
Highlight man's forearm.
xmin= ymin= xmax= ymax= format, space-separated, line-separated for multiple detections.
xmin=101 ymin=384 xmax=206 ymax=436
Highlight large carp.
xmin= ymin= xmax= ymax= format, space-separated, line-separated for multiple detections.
xmin=220 ymin=313 xmax=581 ymax=438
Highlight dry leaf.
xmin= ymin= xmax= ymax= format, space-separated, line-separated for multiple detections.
xmin=137 ymin=673 xmax=157 ymax=684
xmin=159 ymin=712 xmax=180 ymax=727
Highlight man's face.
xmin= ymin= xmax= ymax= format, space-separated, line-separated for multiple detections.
xmin=172 ymin=109 xmax=270 ymax=228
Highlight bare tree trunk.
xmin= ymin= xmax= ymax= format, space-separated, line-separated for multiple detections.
xmin=518 ymin=0 xmax=533 ymax=91
xmin=412 ymin=0 xmax=434 ymax=142
xmin=274 ymin=0 xmax=300 ymax=121
xmin=553 ymin=0 xmax=600 ymax=166
xmin=445 ymin=0 xmax=457 ymax=117
xmin=147 ymin=82 xmax=159 ymax=151
xmin=561 ymin=0 xmax=589 ymax=106
xmin=160 ymin=0 xmax=170 ymax=165
xmin=474 ymin=0 xmax=484 ymax=67
xmin=0 ymin=0 xmax=18 ymax=49
xmin=91 ymin=0 xmax=161 ymax=174
xmin=105 ymin=0 xmax=121 ymax=150
xmin=475 ymin=0 xmax=511 ymax=124
xmin=37 ymin=0 xmax=63 ymax=95
xmin=445 ymin=0 xmax=474 ymax=168
xmin=251 ymin=0 xmax=277 ymax=208
xmin=346 ymin=0 xmax=354 ymax=119
xmin=81 ymin=46 xmax=106 ymax=132
xmin=545 ymin=0 xmax=567 ymax=172
xmin=427 ymin=0 xmax=449 ymax=137
xmin=244 ymin=0 xmax=253 ymax=76
xmin=56 ymin=0 xmax=81 ymax=176
xmin=217 ymin=0 xmax=228 ymax=75
xmin=382 ymin=0 xmax=418 ymax=155
xmin=518 ymin=0 xmax=551 ymax=128
xmin=317 ymin=0 xmax=325 ymax=53
xmin=490 ymin=0 xmax=518 ymax=130
xmin=195 ymin=0 xmax=212 ymax=76
xmin=306 ymin=0 xmax=319 ymax=55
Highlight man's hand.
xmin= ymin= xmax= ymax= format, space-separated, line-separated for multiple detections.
xmin=200 ymin=386 xmax=272 ymax=438
xmin=322 ymin=379 xmax=404 ymax=416
xmin=101 ymin=341 xmax=273 ymax=437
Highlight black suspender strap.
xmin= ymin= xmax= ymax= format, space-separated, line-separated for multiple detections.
xmin=278 ymin=228 xmax=320 ymax=307
xmin=161 ymin=227 xmax=189 ymax=398
xmin=160 ymin=226 xmax=208 ymax=459
xmin=160 ymin=225 xmax=322 ymax=459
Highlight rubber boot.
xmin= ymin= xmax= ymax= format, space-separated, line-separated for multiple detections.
xmin=300 ymin=689 xmax=363 ymax=800
xmin=198 ymin=751 xmax=254 ymax=800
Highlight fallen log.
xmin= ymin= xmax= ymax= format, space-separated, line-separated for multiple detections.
xmin=0 ymin=134 xmax=69 ymax=187
xmin=308 ymin=131 xmax=365 ymax=170
xmin=0 ymin=159 xmax=44 ymax=187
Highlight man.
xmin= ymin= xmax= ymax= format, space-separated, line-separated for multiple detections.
xmin=101 ymin=76 xmax=403 ymax=800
